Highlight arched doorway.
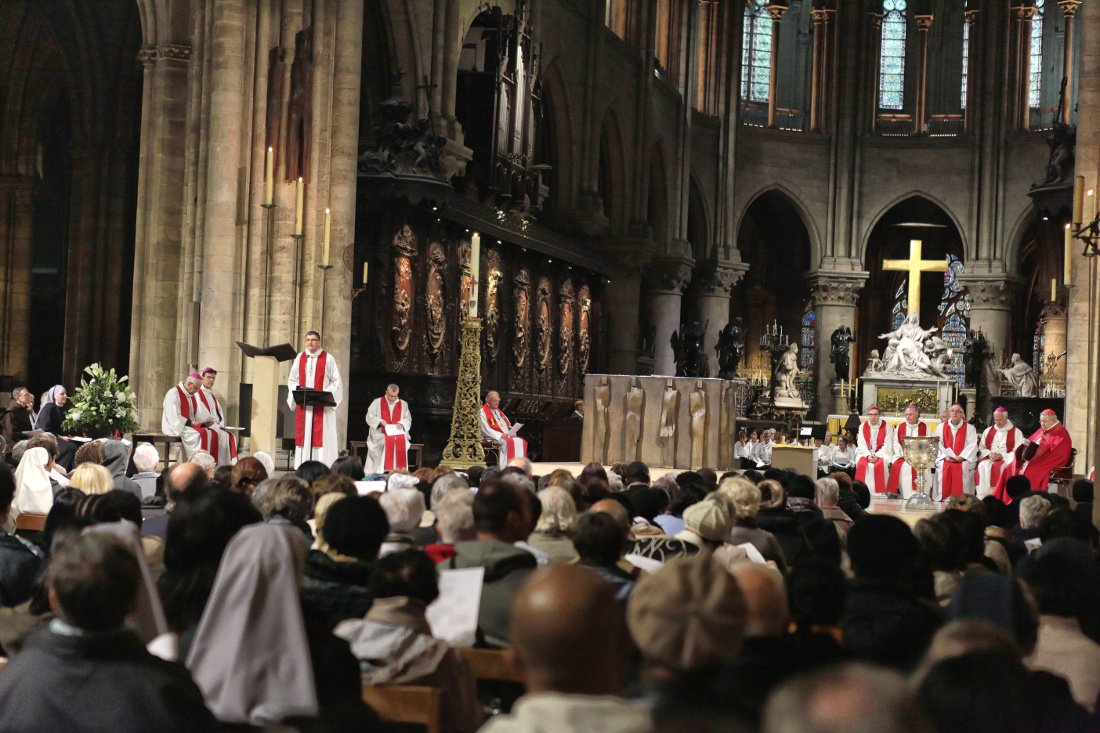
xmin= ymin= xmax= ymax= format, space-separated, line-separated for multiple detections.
xmin=858 ymin=196 xmax=967 ymax=386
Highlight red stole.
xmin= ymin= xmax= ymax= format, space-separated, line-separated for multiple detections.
xmin=176 ymin=385 xmax=212 ymax=457
xmin=196 ymin=390 xmax=237 ymax=460
xmin=940 ymin=422 xmax=969 ymax=498
xmin=856 ymin=422 xmax=888 ymax=490
xmin=379 ymin=399 xmax=408 ymax=471
xmin=976 ymin=426 xmax=1016 ymax=488
xmin=887 ymin=421 xmax=928 ymax=493
xmin=294 ymin=351 xmax=327 ymax=448
xmin=482 ymin=404 xmax=526 ymax=461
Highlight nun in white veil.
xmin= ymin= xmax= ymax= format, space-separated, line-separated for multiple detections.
xmin=12 ymin=446 xmax=54 ymax=519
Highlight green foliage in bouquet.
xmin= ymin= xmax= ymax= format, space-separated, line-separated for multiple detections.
xmin=61 ymin=363 xmax=140 ymax=435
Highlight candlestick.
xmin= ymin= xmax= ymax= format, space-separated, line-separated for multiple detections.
xmin=362 ymin=262 xmax=369 ymax=284
xmin=1064 ymin=223 xmax=1073 ymax=285
xmin=467 ymin=233 xmax=481 ymax=318
xmin=264 ymin=147 xmax=274 ymax=206
xmin=322 ymin=208 xmax=331 ymax=266
xmin=294 ymin=177 xmax=304 ymax=235
xmin=1073 ymin=176 xmax=1085 ymax=225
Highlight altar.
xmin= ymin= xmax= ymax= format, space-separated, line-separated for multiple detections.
xmin=860 ymin=375 xmax=956 ymax=416
xmin=580 ymin=374 xmax=749 ymax=470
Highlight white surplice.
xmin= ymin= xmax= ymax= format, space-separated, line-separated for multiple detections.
xmin=286 ymin=350 xmax=343 ymax=468
xmin=364 ymin=397 xmax=412 ymax=473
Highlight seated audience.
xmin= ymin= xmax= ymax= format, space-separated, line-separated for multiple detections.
xmin=527 ymin=486 xmax=579 ymax=564
xmin=0 ymin=532 xmax=217 ymax=732
xmin=302 ymin=495 xmax=389 ymax=630
xmin=12 ymin=446 xmax=55 ymax=519
xmin=424 ymin=488 xmax=475 ymax=563
xmin=440 ymin=478 xmax=537 ymax=648
xmin=101 ymin=440 xmax=141 ymax=499
xmin=574 ymin=511 xmax=635 ymax=600
xmin=255 ymin=474 xmax=314 ymax=542
xmin=295 ymin=459 xmax=330 ymax=485
xmin=674 ymin=497 xmax=747 ymax=569
xmin=68 ymin=463 xmax=114 ymax=496
xmin=815 ymin=476 xmax=853 ymax=538
xmin=785 ymin=559 xmax=848 ymax=668
xmin=73 ymin=440 xmax=106 ymax=468
xmin=0 ymin=464 xmax=44 ymax=608
xmin=188 ymin=450 xmax=216 ymax=478
xmin=129 ymin=442 xmax=161 ymax=499
xmin=479 ymin=564 xmax=653 ymax=733
xmin=142 ymin=463 xmax=210 ymax=542
xmin=721 ymin=476 xmax=788 ymax=572
xmin=229 ymin=455 xmax=267 ymax=497
xmin=378 ymin=487 xmax=425 ymax=556
xmin=334 ymin=549 xmax=483 ymax=733
xmin=186 ymin=523 xmax=373 ymax=729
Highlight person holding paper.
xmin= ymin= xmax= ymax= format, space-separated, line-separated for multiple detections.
xmin=194 ymin=367 xmax=237 ymax=466
xmin=480 ymin=391 xmax=526 ymax=469
xmin=162 ymin=372 xmax=221 ymax=460
xmin=286 ymin=329 xmax=343 ymax=468
xmin=364 ymin=384 xmax=412 ymax=473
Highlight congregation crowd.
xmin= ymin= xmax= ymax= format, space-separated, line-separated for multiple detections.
xmin=0 ymin=398 xmax=1098 ymax=731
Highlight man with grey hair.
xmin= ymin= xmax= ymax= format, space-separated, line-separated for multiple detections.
xmin=162 ymin=372 xmax=218 ymax=460
xmin=753 ymin=429 xmax=776 ymax=467
xmin=189 ymin=450 xmax=217 ymax=478
xmin=1015 ymin=494 xmax=1051 ymax=553
xmin=507 ymin=456 xmax=533 ymax=479
xmin=130 ymin=443 xmax=161 ymax=499
xmin=815 ymin=477 xmax=853 ymax=538
xmin=763 ymin=662 xmax=933 ymax=733
xmin=365 ymin=384 xmax=411 ymax=474
xmin=425 ymin=489 xmax=476 ymax=562
xmin=480 ymin=390 xmax=527 ymax=469
xmin=2 ymin=387 xmax=35 ymax=446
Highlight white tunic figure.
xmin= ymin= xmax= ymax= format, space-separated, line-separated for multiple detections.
xmin=163 ymin=373 xmax=219 ymax=459
xmin=935 ymin=403 xmax=978 ymax=500
xmin=286 ymin=330 xmax=344 ymax=468
xmin=855 ymin=407 xmax=892 ymax=493
xmin=365 ymin=385 xmax=412 ymax=474
xmin=194 ymin=368 xmax=237 ymax=466
xmin=479 ymin=391 xmax=526 ymax=469
xmin=974 ymin=407 xmax=1025 ymax=499
xmin=886 ymin=405 xmax=933 ymax=499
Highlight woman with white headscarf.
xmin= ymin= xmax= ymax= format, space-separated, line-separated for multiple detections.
xmin=33 ymin=386 xmax=78 ymax=470
xmin=186 ymin=523 xmax=372 ymax=729
xmin=12 ymin=446 xmax=55 ymax=518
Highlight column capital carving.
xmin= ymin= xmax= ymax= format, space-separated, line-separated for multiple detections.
xmin=603 ymin=237 xmax=656 ymax=276
xmin=869 ymin=12 xmax=884 ymax=29
xmin=766 ymin=4 xmax=790 ymax=21
xmin=958 ymin=276 xmax=1023 ymax=309
xmin=645 ymin=257 xmax=695 ymax=295
xmin=137 ymin=45 xmax=157 ymax=68
xmin=914 ymin=13 xmax=934 ymax=30
xmin=1012 ymin=4 xmax=1038 ymax=20
xmin=808 ymin=270 xmax=868 ymax=306
xmin=811 ymin=7 xmax=835 ymax=23
xmin=694 ymin=263 xmax=748 ymax=297
xmin=1058 ymin=0 xmax=1081 ymax=16
xmin=158 ymin=43 xmax=192 ymax=62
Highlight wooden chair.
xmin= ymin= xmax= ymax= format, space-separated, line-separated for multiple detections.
xmin=481 ymin=441 xmax=500 ymax=468
xmin=14 ymin=512 xmax=47 ymax=533
xmin=1049 ymin=447 xmax=1078 ymax=494
xmin=459 ymin=648 xmax=524 ymax=685
xmin=361 ymin=684 xmax=444 ymax=733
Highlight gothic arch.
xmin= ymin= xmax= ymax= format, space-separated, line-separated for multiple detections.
xmin=860 ymin=191 xmax=969 ymax=265
xmin=383 ymin=0 xmax=427 ymax=106
xmin=1003 ymin=204 xmax=1040 ymax=276
xmin=687 ymin=174 xmax=711 ymax=261
xmin=736 ymin=184 xmax=822 ymax=269
xmin=647 ymin=142 xmax=670 ymax=246
xmin=540 ymin=60 xmax=576 ymax=211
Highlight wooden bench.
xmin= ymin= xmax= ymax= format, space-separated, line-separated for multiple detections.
xmin=1049 ymin=447 xmax=1078 ymax=495
xmin=14 ymin=512 xmax=47 ymax=533
xmin=361 ymin=684 xmax=443 ymax=733
xmin=348 ymin=441 xmax=425 ymax=471
xmin=459 ymin=648 xmax=524 ymax=685
xmin=131 ymin=432 xmax=183 ymax=469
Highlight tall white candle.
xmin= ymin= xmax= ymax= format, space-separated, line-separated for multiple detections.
xmin=264 ymin=147 xmax=274 ymax=205
xmin=322 ymin=208 xmax=331 ymax=266
xmin=294 ymin=177 xmax=304 ymax=235
xmin=468 ymin=233 xmax=481 ymax=318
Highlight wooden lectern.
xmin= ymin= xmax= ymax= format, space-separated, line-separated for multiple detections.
xmin=237 ymin=341 xmax=297 ymax=454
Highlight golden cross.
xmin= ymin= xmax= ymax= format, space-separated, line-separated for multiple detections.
xmin=882 ymin=239 xmax=948 ymax=316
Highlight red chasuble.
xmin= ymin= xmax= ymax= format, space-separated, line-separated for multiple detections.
xmin=294 ymin=351 xmax=327 ymax=449
xmin=992 ymin=423 xmax=1073 ymax=500
xmin=379 ymin=399 xmax=408 ymax=471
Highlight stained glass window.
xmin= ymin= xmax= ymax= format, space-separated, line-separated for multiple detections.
xmin=800 ymin=303 xmax=816 ymax=372
xmin=879 ymin=0 xmax=907 ymax=110
xmin=1029 ymin=0 xmax=1044 ymax=109
xmin=960 ymin=14 xmax=970 ymax=109
xmin=938 ymin=255 xmax=971 ymax=387
xmin=742 ymin=0 xmax=773 ymax=103
xmin=891 ymin=280 xmax=908 ymax=330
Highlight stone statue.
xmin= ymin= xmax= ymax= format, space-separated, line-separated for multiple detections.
xmin=715 ymin=318 xmax=745 ymax=379
xmin=671 ymin=321 xmax=708 ymax=378
xmin=624 ymin=382 xmax=644 ymax=461
xmin=876 ymin=312 xmax=947 ymax=378
xmin=1001 ymin=353 xmax=1039 ymax=397
xmin=594 ymin=377 xmax=611 ymax=462
xmin=690 ymin=383 xmax=707 ymax=469
xmin=829 ymin=325 xmax=855 ymax=383
xmin=865 ymin=349 xmax=883 ymax=374
xmin=963 ymin=329 xmax=992 ymax=388
xmin=774 ymin=343 xmax=801 ymax=400
xmin=660 ymin=381 xmax=679 ymax=440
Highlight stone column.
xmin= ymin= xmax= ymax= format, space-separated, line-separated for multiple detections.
xmin=960 ymin=274 xmax=1020 ymax=418
xmin=809 ymin=273 xmax=866 ymax=417
xmin=1059 ymin=0 xmax=1081 ymax=126
xmin=130 ymin=43 xmax=192 ymax=429
xmin=690 ymin=264 xmax=747 ymax=376
xmin=766 ymin=3 xmax=789 ymax=128
xmin=196 ymin=0 xmax=247 ymax=403
xmin=868 ymin=13 xmax=884 ymax=133
xmin=645 ymin=255 xmax=694 ymax=376
xmin=605 ymin=238 xmax=655 ymax=374
xmin=963 ymin=8 xmax=979 ymax=133
xmin=0 ymin=178 xmax=34 ymax=383
xmin=809 ymin=7 xmax=834 ymax=133
xmin=1011 ymin=4 xmax=1037 ymax=130
xmin=914 ymin=13 xmax=933 ymax=133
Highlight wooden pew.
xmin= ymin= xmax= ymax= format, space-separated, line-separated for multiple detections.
xmin=14 ymin=512 xmax=47 ymax=533
xmin=459 ymin=647 xmax=524 ymax=685
xmin=361 ymin=684 xmax=444 ymax=733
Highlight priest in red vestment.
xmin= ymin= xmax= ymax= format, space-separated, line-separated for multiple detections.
xmin=992 ymin=409 xmax=1073 ymax=501
xmin=855 ymin=405 xmax=891 ymax=493
xmin=365 ymin=384 xmax=412 ymax=474
xmin=935 ymin=402 xmax=977 ymax=500
xmin=974 ymin=407 xmax=1024 ymax=498
xmin=479 ymin=391 xmax=526 ymax=469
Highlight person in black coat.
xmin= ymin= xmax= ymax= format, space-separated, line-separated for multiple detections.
xmin=0 ymin=531 xmax=217 ymax=732
xmin=0 ymin=464 xmax=44 ymax=610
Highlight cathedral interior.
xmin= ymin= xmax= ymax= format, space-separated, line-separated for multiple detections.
xmin=1 ymin=0 xmax=1098 ymax=469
